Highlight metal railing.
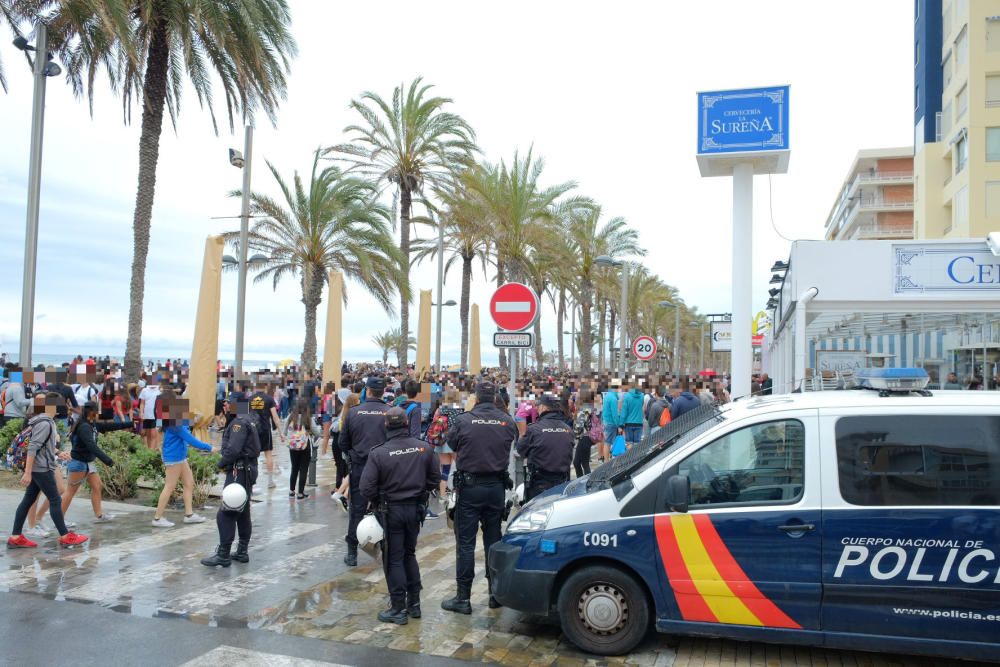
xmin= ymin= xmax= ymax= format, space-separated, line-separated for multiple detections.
xmin=856 ymin=197 xmax=914 ymax=210
xmin=851 ymin=223 xmax=915 ymax=240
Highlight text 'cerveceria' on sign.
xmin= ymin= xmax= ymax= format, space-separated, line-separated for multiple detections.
xmin=493 ymin=332 xmax=533 ymax=348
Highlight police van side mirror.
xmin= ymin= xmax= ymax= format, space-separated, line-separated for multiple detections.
xmin=665 ymin=474 xmax=690 ymax=513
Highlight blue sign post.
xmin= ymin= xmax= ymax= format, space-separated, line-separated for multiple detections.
xmin=695 ymin=85 xmax=790 ymax=401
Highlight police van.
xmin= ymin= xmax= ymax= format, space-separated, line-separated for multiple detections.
xmin=488 ymin=370 xmax=1000 ymax=661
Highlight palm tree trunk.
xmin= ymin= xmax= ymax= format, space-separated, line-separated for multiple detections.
xmin=496 ymin=259 xmax=506 ymax=371
xmin=123 ymin=17 xmax=169 ymax=383
xmin=459 ymin=253 xmax=472 ymax=369
xmin=397 ymin=184 xmax=412 ymax=369
xmin=598 ymin=297 xmax=607 ymax=372
xmin=533 ymin=314 xmax=543 ymax=372
xmin=608 ymin=306 xmax=617 ymax=375
xmin=580 ymin=278 xmax=593 ymax=372
xmin=556 ymin=289 xmax=565 ymax=370
xmin=301 ymin=266 xmax=324 ymax=372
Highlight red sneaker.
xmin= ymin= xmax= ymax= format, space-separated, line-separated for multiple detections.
xmin=58 ymin=532 xmax=89 ymax=547
xmin=7 ymin=535 xmax=38 ymax=548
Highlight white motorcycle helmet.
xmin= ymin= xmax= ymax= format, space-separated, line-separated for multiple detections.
xmin=221 ymin=482 xmax=248 ymax=511
xmin=357 ymin=514 xmax=384 ymax=562
xmin=514 ymin=483 xmax=525 ymax=506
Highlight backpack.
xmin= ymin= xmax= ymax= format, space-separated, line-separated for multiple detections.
xmin=425 ymin=406 xmax=460 ymax=447
xmin=6 ymin=417 xmax=52 ymax=473
xmin=658 ymin=404 xmax=672 ymax=428
xmin=0 ymin=384 xmax=8 ymax=412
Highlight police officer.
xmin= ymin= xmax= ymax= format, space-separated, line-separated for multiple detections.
xmin=441 ymin=380 xmax=518 ymax=614
xmin=517 ymin=393 xmax=575 ymax=502
xmin=202 ymin=399 xmax=261 ymax=567
xmin=360 ymin=407 xmax=440 ymax=625
xmin=340 ymin=375 xmax=390 ymax=566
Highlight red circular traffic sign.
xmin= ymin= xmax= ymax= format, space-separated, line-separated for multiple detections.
xmin=489 ymin=282 xmax=539 ymax=331
xmin=632 ymin=335 xmax=657 ymax=361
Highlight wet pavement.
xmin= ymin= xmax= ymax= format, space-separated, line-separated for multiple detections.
xmin=0 ymin=449 xmax=993 ymax=666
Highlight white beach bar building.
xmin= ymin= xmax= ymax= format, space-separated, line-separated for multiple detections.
xmin=765 ymin=238 xmax=1000 ymax=394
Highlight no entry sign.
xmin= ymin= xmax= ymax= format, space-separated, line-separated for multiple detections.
xmin=632 ymin=335 xmax=657 ymax=361
xmin=489 ymin=282 xmax=539 ymax=331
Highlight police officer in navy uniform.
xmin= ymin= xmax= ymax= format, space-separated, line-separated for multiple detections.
xmin=517 ymin=393 xmax=575 ymax=502
xmin=360 ymin=407 xmax=440 ymax=625
xmin=202 ymin=399 xmax=261 ymax=567
xmin=441 ymin=380 xmax=518 ymax=614
xmin=340 ymin=376 xmax=390 ymax=566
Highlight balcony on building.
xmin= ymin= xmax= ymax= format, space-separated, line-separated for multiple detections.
xmin=823 ymin=147 xmax=915 ymax=241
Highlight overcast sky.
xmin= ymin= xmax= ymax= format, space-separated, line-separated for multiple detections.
xmin=0 ymin=1 xmax=914 ymax=366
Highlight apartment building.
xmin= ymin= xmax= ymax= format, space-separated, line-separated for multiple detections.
xmin=823 ymin=148 xmax=914 ymax=241
xmin=914 ymin=0 xmax=1000 ymax=239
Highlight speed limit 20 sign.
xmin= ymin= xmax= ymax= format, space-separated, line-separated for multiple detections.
xmin=632 ymin=336 xmax=657 ymax=361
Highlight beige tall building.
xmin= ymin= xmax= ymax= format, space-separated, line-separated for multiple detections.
xmin=824 ymin=148 xmax=914 ymax=241
xmin=914 ymin=0 xmax=1000 ymax=239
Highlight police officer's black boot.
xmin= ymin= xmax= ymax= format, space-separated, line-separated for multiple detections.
xmin=441 ymin=586 xmax=472 ymax=615
xmin=344 ymin=546 xmax=357 ymax=567
xmin=378 ymin=601 xmax=409 ymax=625
xmin=200 ymin=544 xmax=231 ymax=568
xmin=406 ymin=592 xmax=421 ymax=619
xmin=231 ymin=541 xmax=249 ymax=563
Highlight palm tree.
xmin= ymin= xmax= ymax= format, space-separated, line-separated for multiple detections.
xmin=565 ymin=206 xmax=644 ymax=372
xmin=468 ymin=149 xmax=577 ymax=369
xmin=222 ymin=149 xmax=406 ymax=372
xmin=327 ymin=77 xmax=477 ymax=370
xmin=411 ymin=169 xmax=491 ymax=370
xmin=21 ymin=0 xmax=297 ymax=382
xmin=0 ymin=1 xmax=23 ymax=93
xmin=372 ymin=327 xmax=415 ymax=365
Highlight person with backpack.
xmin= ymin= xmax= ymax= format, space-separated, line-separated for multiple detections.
xmin=426 ymin=403 xmax=460 ymax=498
xmin=329 ymin=387 xmax=360 ymax=511
xmin=645 ymin=386 xmax=672 ymax=432
xmin=7 ymin=392 xmax=89 ymax=548
xmin=397 ymin=380 xmax=422 ymax=438
xmin=61 ymin=401 xmax=127 ymax=523
xmin=285 ymin=397 xmax=314 ymax=500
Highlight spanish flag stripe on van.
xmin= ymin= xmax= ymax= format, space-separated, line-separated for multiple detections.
xmin=691 ymin=514 xmax=801 ymax=629
xmin=655 ymin=514 xmax=801 ymax=629
xmin=653 ymin=514 xmax=717 ymax=622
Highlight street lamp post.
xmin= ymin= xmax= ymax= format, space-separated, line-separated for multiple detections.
xmin=16 ymin=24 xmax=61 ymax=368
xmin=690 ymin=321 xmax=706 ymax=372
xmin=595 ymin=256 xmax=628 ymax=377
xmin=432 ymin=299 xmax=456 ymax=371
xmin=230 ymin=126 xmax=254 ymax=379
xmin=222 ymin=251 xmax=267 ymax=372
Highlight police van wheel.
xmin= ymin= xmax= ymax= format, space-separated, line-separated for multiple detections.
xmin=557 ymin=566 xmax=649 ymax=656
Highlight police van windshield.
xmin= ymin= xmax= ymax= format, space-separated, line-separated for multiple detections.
xmin=587 ymin=403 xmax=726 ymax=491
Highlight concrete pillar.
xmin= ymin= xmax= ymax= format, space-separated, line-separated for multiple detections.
xmin=188 ymin=236 xmax=224 ymax=441
xmin=322 ymin=271 xmax=343 ymax=389
xmin=469 ymin=304 xmax=482 ymax=375
xmin=415 ymin=289 xmax=432 ymax=376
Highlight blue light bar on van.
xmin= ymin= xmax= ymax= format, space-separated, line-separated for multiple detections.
xmin=856 ymin=367 xmax=929 ymax=392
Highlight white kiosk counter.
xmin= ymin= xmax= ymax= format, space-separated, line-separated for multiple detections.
xmin=765 ymin=238 xmax=1000 ymax=394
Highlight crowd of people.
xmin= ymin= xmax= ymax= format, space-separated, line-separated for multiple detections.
xmin=0 ymin=351 xmax=890 ymax=624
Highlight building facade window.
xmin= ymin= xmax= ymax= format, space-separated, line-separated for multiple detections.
xmin=954 ymin=185 xmax=969 ymax=230
xmin=957 ymin=83 xmax=969 ymax=119
xmin=988 ymin=74 xmax=1000 ymax=106
xmin=956 ymin=25 xmax=969 ymax=67
xmin=986 ymin=181 xmax=1000 ymax=217
xmin=987 ymin=128 xmax=1000 ymax=161
xmin=944 ymin=3 xmax=952 ymax=41
xmin=956 ymin=135 xmax=968 ymax=172
xmin=915 ymin=40 xmax=920 ymax=66
xmin=915 ymin=84 xmax=920 ymax=111
xmin=988 ymin=18 xmax=1000 ymax=52
xmin=943 ymin=51 xmax=953 ymax=89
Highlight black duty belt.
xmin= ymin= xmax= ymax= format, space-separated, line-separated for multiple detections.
xmin=458 ymin=471 xmax=505 ymax=485
xmin=534 ymin=469 xmax=568 ymax=479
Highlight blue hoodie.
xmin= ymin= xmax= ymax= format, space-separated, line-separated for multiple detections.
xmin=619 ymin=389 xmax=646 ymax=426
xmin=162 ymin=424 xmax=212 ymax=465
xmin=670 ymin=392 xmax=701 ymax=421
xmin=601 ymin=390 xmax=621 ymax=427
